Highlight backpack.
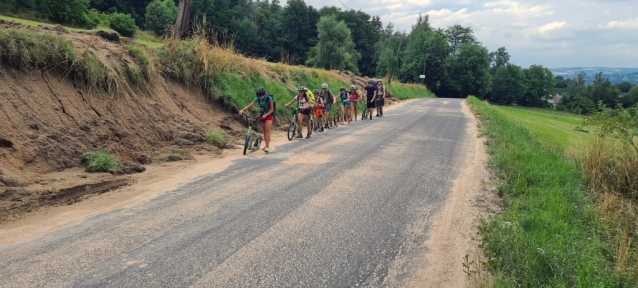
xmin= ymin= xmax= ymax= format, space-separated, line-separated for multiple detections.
xmin=258 ymin=95 xmax=276 ymax=117
xmin=307 ymin=90 xmax=316 ymax=104
xmin=323 ymin=90 xmax=335 ymax=104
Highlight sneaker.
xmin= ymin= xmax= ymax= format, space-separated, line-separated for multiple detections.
xmin=297 ymin=133 xmax=303 ymax=139
xmin=306 ymin=134 xmax=311 ymax=139
xmin=264 ymin=147 xmax=269 ymax=154
xmin=376 ymin=114 xmax=380 ymax=117
xmin=320 ymin=127 xmax=324 ymax=132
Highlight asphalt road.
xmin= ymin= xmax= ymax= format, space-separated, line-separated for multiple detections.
xmin=0 ymin=98 xmax=472 ymax=287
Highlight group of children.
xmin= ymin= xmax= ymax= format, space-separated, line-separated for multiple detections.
xmin=239 ymin=79 xmax=387 ymax=153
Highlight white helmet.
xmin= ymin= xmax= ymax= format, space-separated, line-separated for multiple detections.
xmin=376 ymin=79 xmax=382 ymax=82
xmin=350 ymin=85 xmax=356 ymax=90
xmin=321 ymin=83 xmax=328 ymax=89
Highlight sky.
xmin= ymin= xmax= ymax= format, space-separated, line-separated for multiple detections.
xmin=297 ymin=0 xmax=638 ymax=68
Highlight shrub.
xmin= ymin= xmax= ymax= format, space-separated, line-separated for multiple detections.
xmin=80 ymin=151 xmax=119 ymax=172
xmin=206 ymin=129 xmax=228 ymax=148
xmin=145 ymin=0 xmax=177 ymax=36
xmin=109 ymin=12 xmax=138 ymax=37
xmin=85 ymin=9 xmax=110 ymax=29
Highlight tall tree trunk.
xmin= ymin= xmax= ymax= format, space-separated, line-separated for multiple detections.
xmin=173 ymin=0 xmax=192 ymax=39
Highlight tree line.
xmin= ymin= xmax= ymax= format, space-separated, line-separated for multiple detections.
xmin=555 ymin=74 xmax=637 ymax=114
xmin=8 ymin=0 xmax=627 ymax=108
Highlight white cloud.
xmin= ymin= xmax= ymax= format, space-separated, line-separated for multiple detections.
xmin=606 ymin=17 xmax=638 ymax=29
xmin=538 ymin=21 xmax=566 ymax=35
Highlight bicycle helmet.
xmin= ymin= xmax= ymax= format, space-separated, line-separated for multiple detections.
xmin=321 ymin=83 xmax=329 ymax=89
xmin=367 ymin=79 xmax=374 ymax=84
xmin=339 ymin=87 xmax=346 ymax=91
xmin=313 ymin=89 xmax=320 ymax=94
xmin=298 ymin=86 xmax=305 ymax=91
xmin=377 ymin=79 xmax=382 ymax=82
xmin=350 ymin=85 xmax=356 ymax=90
xmin=256 ymin=87 xmax=266 ymax=96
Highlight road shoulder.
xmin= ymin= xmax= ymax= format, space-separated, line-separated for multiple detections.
xmin=390 ymin=100 xmax=499 ymax=287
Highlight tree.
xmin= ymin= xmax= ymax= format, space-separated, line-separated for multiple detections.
xmin=421 ymin=30 xmax=451 ymax=93
xmin=306 ymin=15 xmax=360 ymax=73
xmin=398 ymin=14 xmax=433 ymax=83
xmin=90 ymin=0 xmax=154 ymax=27
xmin=145 ymin=0 xmax=178 ymax=36
xmin=489 ymin=47 xmax=510 ymax=69
xmin=109 ymin=12 xmax=138 ymax=37
xmin=589 ymin=72 xmax=620 ymax=108
xmin=191 ymin=0 xmax=233 ymax=34
xmin=489 ymin=64 xmax=527 ymax=105
xmin=616 ymin=81 xmax=634 ymax=93
xmin=520 ymin=65 xmax=554 ymax=107
xmin=229 ymin=17 xmax=260 ymax=56
xmin=621 ymin=86 xmax=638 ymax=108
xmin=448 ymin=44 xmax=491 ymax=98
xmin=554 ymin=76 xmax=568 ymax=89
xmin=557 ymin=72 xmax=596 ymax=114
xmin=280 ymin=0 xmax=319 ymax=64
xmin=41 ymin=0 xmax=90 ymax=25
xmin=444 ymin=24 xmax=477 ymax=54
xmin=375 ymin=23 xmax=404 ymax=82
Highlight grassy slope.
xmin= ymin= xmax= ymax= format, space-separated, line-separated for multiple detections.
xmin=0 ymin=14 xmax=163 ymax=47
xmin=497 ymin=107 xmax=591 ymax=153
xmin=385 ymin=82 xmax=435 ymax=100
xmin=467 ymin=98 xmax=625 ymax=287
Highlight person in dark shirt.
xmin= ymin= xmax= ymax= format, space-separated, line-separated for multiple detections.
xmin=364 ymin=79 xmax=377 ymax=120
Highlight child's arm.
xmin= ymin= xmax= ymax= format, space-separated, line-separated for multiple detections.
xmin=239 ymin=101 xmax=255 ymax=115
xmin=285 ymin=96 xmax=296 ymax=107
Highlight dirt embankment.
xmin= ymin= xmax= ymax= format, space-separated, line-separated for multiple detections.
xmin=0 ymin=23 xmax=245 ymax=221
xmin=0 ymin=21 xmax=391 ymax=222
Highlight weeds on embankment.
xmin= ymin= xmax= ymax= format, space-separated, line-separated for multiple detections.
xmin=80 ymin=151 xmax=119 ymax=173
xmin=466 ymin=97 xmax=631 ymax=287
xmin=0 ymin=29 xmax=119 ymax=92
xmin=583 ymin=105 xmax=638 ymax=280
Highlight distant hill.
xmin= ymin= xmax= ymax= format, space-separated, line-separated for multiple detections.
xmin=549 ymin=67 xmax=638 ymax=85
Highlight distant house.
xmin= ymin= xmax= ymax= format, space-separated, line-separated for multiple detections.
xmin=547 ymin=94 xmax=563 ymax=106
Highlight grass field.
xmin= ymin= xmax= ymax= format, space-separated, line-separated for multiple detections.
xmin=0 ymin=14 xmax=163 ymax=47
xmin=496 ymin=106 xmax=592 ymax=154
xmin=467 ymin=98 xmax=627 ymax=287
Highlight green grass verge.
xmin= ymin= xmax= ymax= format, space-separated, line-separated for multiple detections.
xmin=80 ymin=151 xmax=119 ymax=173
xmin=466 ymin=97 xmax=626 ymax=287
xmin=385 ymin=82 xmax=435 ymax=100
xmin=497 ymin=107 xmax=592 ymax=152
